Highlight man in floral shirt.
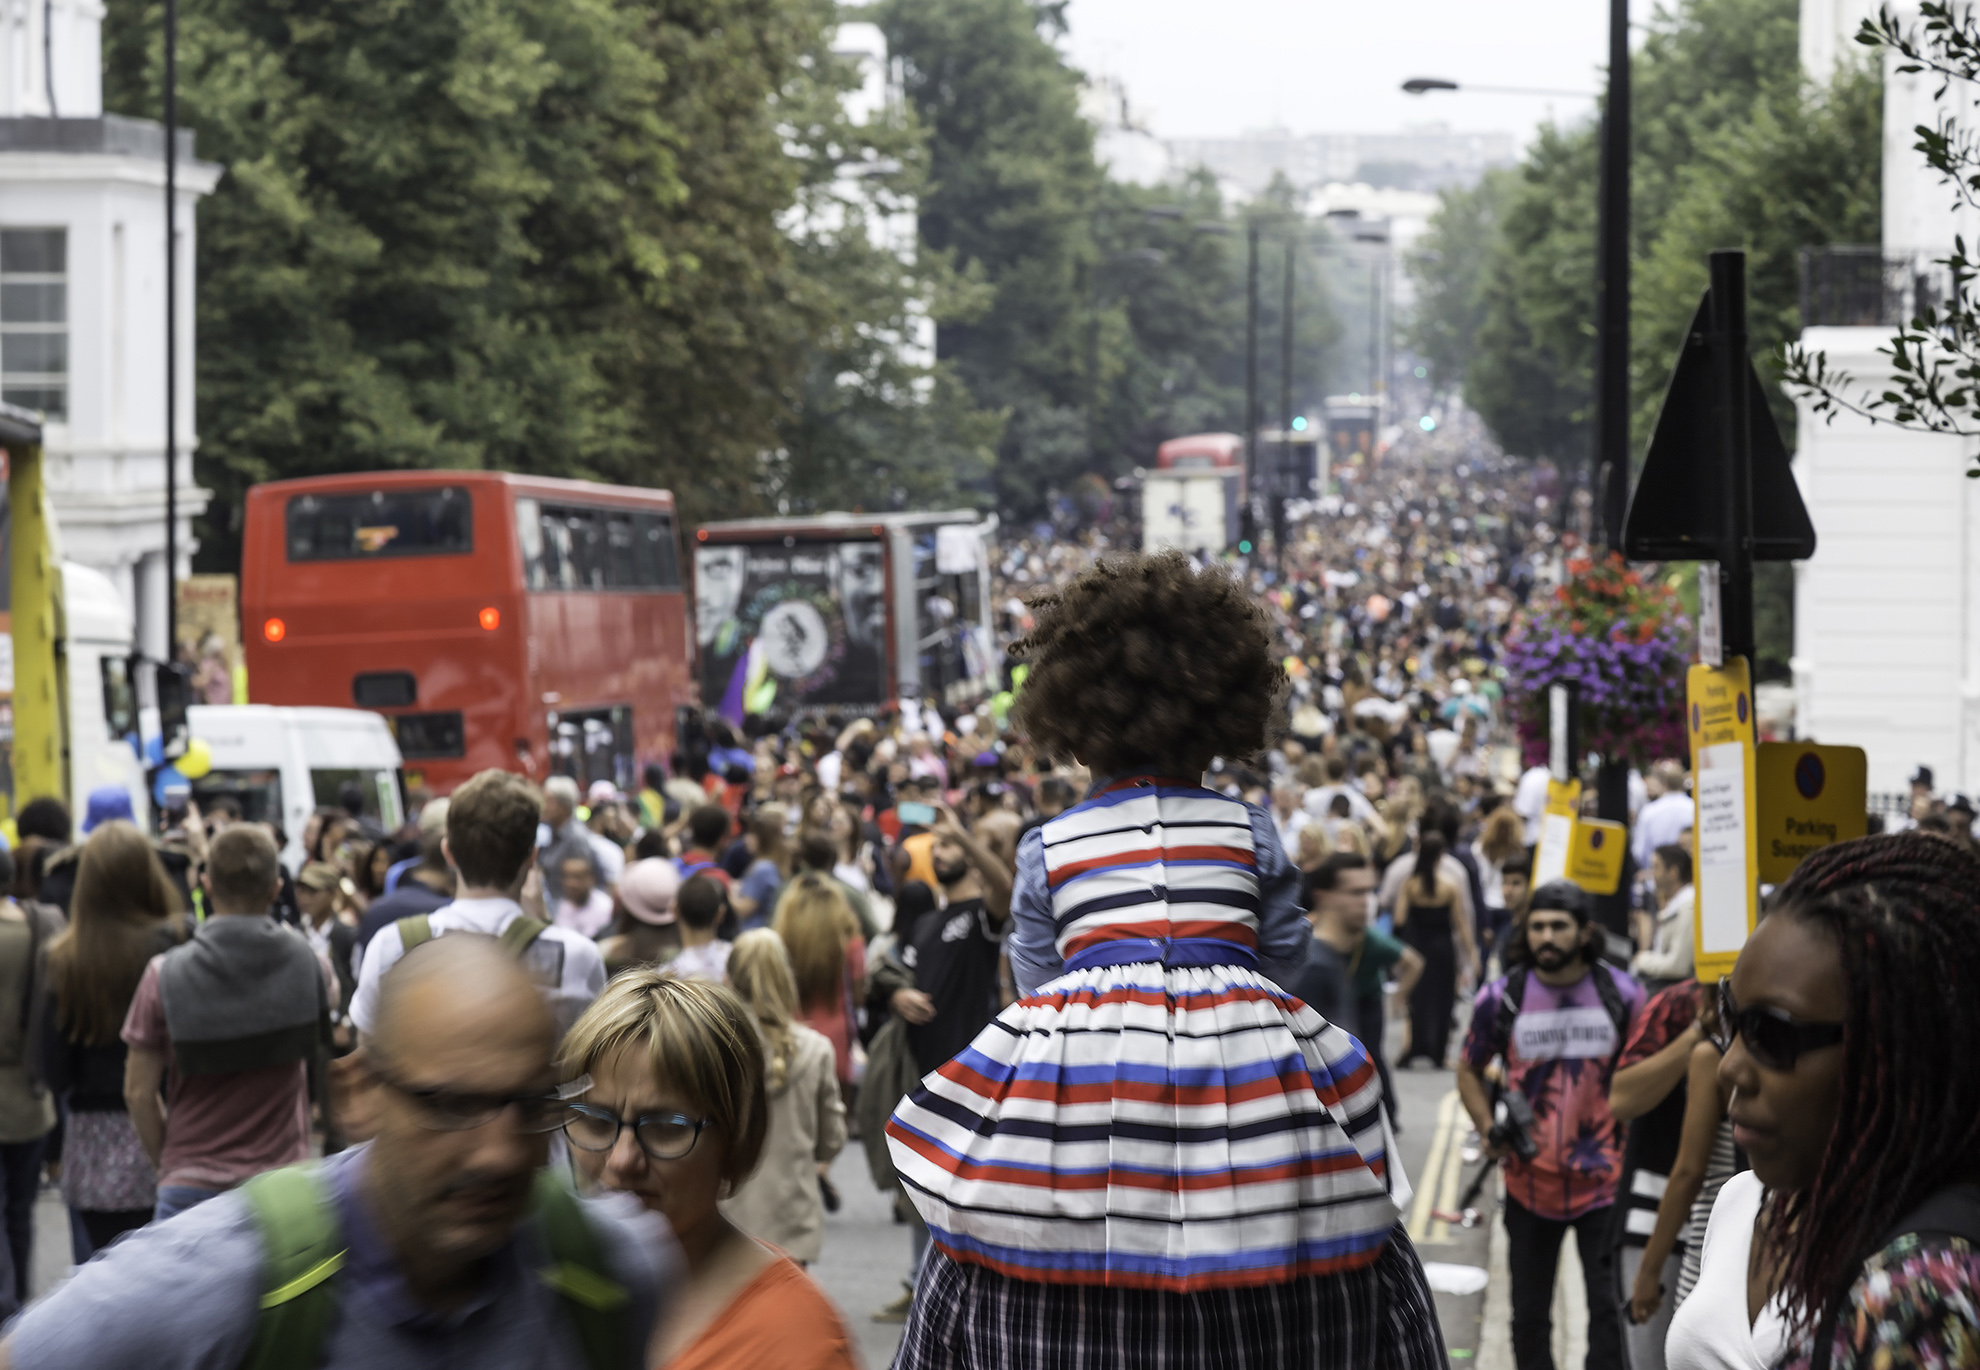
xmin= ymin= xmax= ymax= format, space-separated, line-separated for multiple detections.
xmin=1459 ymin=881 xmax=1645 ymax=1370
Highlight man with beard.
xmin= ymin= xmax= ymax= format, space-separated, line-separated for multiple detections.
xmin=1457 ymin=881 xmax=1644 ymax=1370
xmin=897 ymin=806 xmax=1012 ymax=1078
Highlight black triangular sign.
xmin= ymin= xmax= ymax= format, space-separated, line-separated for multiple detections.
xmin=1622 ymin=289 xmax=1817 ymax=563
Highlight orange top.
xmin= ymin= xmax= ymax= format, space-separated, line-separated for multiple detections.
xmin=663 ymin=1255 xmax=860 ymax=1370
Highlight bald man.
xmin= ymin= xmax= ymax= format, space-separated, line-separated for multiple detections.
xmin=2 ymin=936 xmax=675 ymax=1370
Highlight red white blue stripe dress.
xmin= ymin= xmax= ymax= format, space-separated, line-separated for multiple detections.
xmin=885 ymin=776 xmax=1403 ymax=1293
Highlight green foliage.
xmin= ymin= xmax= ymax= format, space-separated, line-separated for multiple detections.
xmin=1415 ymin=0 xmax=1877 ymax=477
xmin=1406 ymin=169 xmax=1512 ymax=392
xmin=102 ymin=0 xmax=999 ymax=568
xmin=1635 ymin=62 xmax=1883 ymax=446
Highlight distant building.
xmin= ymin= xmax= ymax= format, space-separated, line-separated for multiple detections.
xmin=1166 ymin=125 xmax=1515 ymax=198
xmin=0 ymin=0 xmax=220 ymax=660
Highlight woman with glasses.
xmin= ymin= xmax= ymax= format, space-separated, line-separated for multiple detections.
xmin=1667 ymin=832 xmax=1980 ymax=1370
xmin=559 ymin=970 xmax=857 ymax=1369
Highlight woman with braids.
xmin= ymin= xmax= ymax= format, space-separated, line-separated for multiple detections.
xmin=1665 ymin=831 xmax=1980 ymax=1370
xmin=886 ymin=550 xmax=1442 ymax=1370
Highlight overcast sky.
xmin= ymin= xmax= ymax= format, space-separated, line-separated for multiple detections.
xmin=1058 ymin=0 xmax=1647 ymax=150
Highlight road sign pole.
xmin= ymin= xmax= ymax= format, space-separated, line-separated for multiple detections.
xmin=1710 ymin=250 xmax=1757 ymax=665
xmin=1242 ymin=221 xmax=1260 ymax=556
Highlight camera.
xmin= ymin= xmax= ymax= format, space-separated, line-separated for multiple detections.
xmin=1489 ymin=1089 xmax=1539 ymax=1162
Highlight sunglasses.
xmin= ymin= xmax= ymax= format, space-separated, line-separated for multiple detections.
xmin=1717 ymin=980 xmax=1844 ymax=1072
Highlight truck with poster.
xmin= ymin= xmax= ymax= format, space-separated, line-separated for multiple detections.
xmin=692 ymin=511 xmax=996 ymax=719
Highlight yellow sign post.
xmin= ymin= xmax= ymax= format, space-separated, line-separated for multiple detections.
xmin=1754 ymin=742 xmax=1867 ymax=885
xmin=1688 ymin=658 xmax=1759 ymax=982
xmin=1567 ymin=818 xmax=1628 ymax=895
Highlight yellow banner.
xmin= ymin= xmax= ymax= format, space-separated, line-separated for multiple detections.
xmin=1688 ymin=658 xmax=1759 ymax=982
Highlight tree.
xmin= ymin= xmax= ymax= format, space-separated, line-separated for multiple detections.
xmin=875 ymin=0 xmax=1101 ymax=515
xmin=102 ymin=0 xmax=998 ymax=569
xmin=1406 ymin=169 xmax=1513 ymax=394
xmin=1786 ymin=4 xmax=1980 ymax=450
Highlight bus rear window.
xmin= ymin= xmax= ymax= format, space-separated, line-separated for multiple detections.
xmin=286 ymin=487 xmax=473 ymax=562
xmin=392 ymin=711 xmax=466 ymax=759
xmin=516 ymin=498 xmax=680 ymax=591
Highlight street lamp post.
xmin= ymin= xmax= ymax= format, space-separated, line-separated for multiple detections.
xmin=164 ymin=0 xmax=178 ymax=655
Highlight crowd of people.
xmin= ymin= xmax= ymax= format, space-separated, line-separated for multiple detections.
xmin=0 ymin=434 xmax=1963 ymax=1370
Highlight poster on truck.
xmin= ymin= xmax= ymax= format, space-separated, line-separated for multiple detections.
xmin=695 ymin=541 xmax=887 ymax=719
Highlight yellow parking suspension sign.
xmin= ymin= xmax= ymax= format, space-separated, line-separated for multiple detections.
xmin=1755 ymin=742 xmax=1867 ymax=885
xmin=1567 ymin=818 xmax=1628 ymax=895
xmin=1688 ymin=658 xmax=1759 ymax=983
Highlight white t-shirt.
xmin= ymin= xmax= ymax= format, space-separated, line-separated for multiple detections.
xmin=1514 ymin=765 xmax=1553 ymax=846
xmin=349 ymin=895 xmax=608 ymax=1038
xmin=1664 ymin=1171 xmax=1788 ymax=1370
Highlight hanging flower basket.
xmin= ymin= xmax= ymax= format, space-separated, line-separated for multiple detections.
xmin=1502 ymin=552 xmax=1691 ymax=770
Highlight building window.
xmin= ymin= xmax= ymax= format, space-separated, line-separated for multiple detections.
xmin=0 ymin=229 xmax=67 ymax=421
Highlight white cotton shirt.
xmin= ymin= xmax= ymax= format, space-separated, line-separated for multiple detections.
xmin=1664 ymin=1171 xmax=1789 ymax=1370
xmin=349 ymin=896 xmax=607 ymax=1038
xmin=1634 ymin=790 xmax=1696 ymax=871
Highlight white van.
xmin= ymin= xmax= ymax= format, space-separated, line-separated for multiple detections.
xmin=187 ymin=705 xmax=406 ymax=871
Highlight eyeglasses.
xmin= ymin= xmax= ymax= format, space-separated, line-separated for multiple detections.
xmin=1717 ymin=980 xmax=1844 ymax=1072
xmin=563 ymin=1103 xmax=712 ymax=1161
xmin=379 ymin=1070 xmax=592 ymax=1134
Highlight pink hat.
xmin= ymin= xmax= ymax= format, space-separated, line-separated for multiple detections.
xmin=619 ymin=859 xmax=681 ymax=926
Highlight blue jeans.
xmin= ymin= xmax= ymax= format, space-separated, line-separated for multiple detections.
xmin=153 ymin=1184 xmax=225 ymax=1223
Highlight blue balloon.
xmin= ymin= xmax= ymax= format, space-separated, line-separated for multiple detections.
xmin=152 ymin=764 xmax=189 ymax=809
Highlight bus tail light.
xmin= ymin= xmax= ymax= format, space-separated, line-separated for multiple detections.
xmin=478 ymin=607 xmax=501 ymax=631
xmin=262 ymin=618 xmax=287 ymax=643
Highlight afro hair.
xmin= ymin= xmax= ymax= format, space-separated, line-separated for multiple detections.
xmin=1008 ymin=550 xmax=1286 ymax=775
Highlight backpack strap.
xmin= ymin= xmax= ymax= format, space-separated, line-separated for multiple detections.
xmin=1590 ymin=963 xmax=1632 ymax=1054
xmin=500 ymin=915 xmax=550 ymax=958
xmin=532 ymin=1170 xmax=629 ymax=1370
xmin=394 ymin=915 xmax=433 ymax=953
xmin=1491 ymin=967 xmax=1529 ymax=1061
xmin=241 ymin=1165 xmax=345 ymax=1370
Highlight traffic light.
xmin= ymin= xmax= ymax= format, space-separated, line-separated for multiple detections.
xmin=1290 ymin=415 xmax=1308 ymax=433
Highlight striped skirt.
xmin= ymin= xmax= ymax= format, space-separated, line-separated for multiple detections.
xmin=885 ymin=961 xmax=1403 ymax=1293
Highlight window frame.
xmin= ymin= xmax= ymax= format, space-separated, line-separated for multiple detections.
xmin=0 ymin=227 xmax=68 ymax=421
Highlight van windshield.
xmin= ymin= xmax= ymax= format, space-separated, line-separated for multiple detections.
xmin=311 ymin=768 xmax=405 ymax=832
xmin=193 ymin=770 xmax=284 ymax=828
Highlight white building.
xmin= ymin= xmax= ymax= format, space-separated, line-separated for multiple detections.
xmin=1791 ymin=0 xmax=1980 ymax=796
xmin=0 ymin=0 xmax=218 ymax=660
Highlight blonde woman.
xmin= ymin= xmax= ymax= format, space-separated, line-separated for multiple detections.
xmin=769 ymin=875 xmax=865 ymax=1090
xmin=721 ymin=931 xmax=846 ymax=1265
xmin=561 ymin=972 xmax=857 ymax=1369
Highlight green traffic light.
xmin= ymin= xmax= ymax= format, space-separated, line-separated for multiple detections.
xmin=1290 ymin=416 xmax=1308 ymax=432
xmin=1238 ymin=540 xmax=1253 ymax=554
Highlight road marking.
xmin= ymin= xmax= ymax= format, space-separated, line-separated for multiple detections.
xmin=1407 ymin=1090 xmax=1459 ymax=1242
xmin=1429 ymin=1092 xmax=1469 ymax=1244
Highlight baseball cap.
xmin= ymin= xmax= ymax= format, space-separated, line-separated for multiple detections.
xmin=618 ymin=859 xmax=681 ymax=925
xmin=297 ymin=862 xmax=341 ymax=892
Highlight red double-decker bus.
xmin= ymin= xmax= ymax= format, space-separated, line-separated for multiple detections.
xmin=241 ymin=471 xmax=693 ymax=795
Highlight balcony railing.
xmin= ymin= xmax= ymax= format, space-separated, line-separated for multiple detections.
xmin=1799 ymin=246 xmax=1950 ymax=328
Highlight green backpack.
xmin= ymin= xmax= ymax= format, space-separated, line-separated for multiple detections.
xmin=395 ymin=913 xmax=551 ymax=958
xmin=239 ymin=1164 xmax=630 ymax=1370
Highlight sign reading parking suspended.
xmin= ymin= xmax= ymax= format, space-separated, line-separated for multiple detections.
xmin=1755 ymin=742 xmax=1867 ymax=885
xmin=1688 ymin=658 xmax=1759 ymax=981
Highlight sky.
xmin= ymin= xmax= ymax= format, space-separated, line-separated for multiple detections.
xmin=1057 ymin=0 xmax=1649 ymax=152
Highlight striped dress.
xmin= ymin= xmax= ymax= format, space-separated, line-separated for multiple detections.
xmin=885 ymin=777 xmax=1403 ymax=1294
